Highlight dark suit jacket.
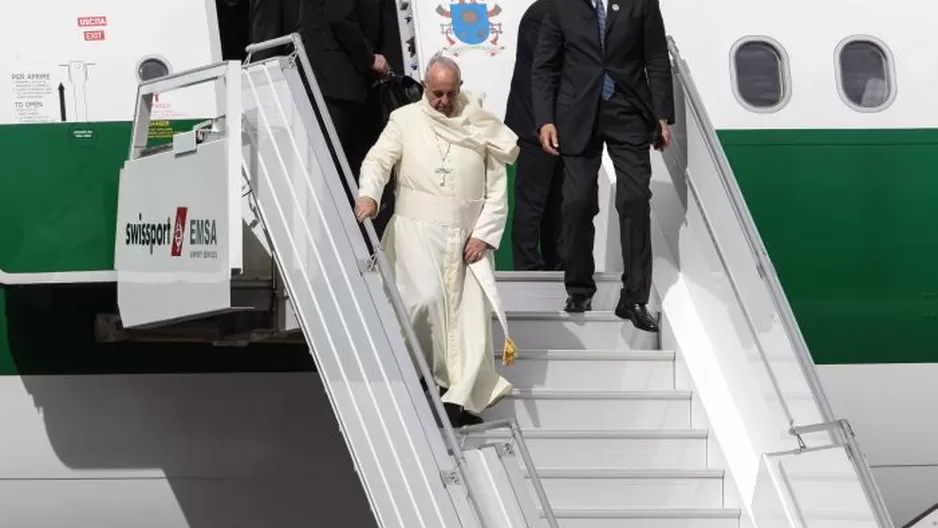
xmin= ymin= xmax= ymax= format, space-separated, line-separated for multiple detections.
xmin=532 ymin=0 xmax=675 ymax=155
xmin=248 ymin=0 xmax=302 ymax=61
xmin=301 ymin=0 xmax=386 ymax=103
xmin=504 ymin=0 xmax=550 ymax=146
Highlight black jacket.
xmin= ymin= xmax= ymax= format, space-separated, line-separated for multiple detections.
xmin=504 ymin=0 xmax=549 ymax=145
xmin=301 ymin=0 xmax=383 ymax=103
xmin=532 ymin=0 xmax=675 ymax=155
xmin=248 ymin=0 xmax=302 ymax=61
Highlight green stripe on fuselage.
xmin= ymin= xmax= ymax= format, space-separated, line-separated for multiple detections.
xmin=0 ymin=122 xmax=312 ymax=376
xmin=719 ymin=128 xmax=938 ymax=365
xmin=3 ymin=123 xmax=935 ymax=374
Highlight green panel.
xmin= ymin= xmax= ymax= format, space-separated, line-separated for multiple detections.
xmin=0 ymin=121 xmax=200 ymax=273
xmin=0 ymin=121 xmax=314 ymax=376
xmin=719 ymin=128 xmax=938 ymax=365
xmin=494 ymin=164 xmax=516 ymax=271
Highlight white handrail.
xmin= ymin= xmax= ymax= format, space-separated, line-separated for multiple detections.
xmin=245 ymin=34 xmax=558 ymax=528
xmin=667 ymin=36 xmax=894 ymax=528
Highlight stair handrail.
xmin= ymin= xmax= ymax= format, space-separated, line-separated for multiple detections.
xmin=456 ymin=419 xmax=554 ymax=523
xmin=666 ymin=36 xmax=894 ymax=527
xmin=245 ymin=34 xmax=558 ymax=528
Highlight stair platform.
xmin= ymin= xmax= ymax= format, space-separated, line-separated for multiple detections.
xmin=539 ymin=508 xmax=742 ymax=528
xmin=484 ymin=389 xmax=691 ymax=430
xmin=494 ymin=349 xmax=675 ymax=391
xmin=528 ymin=468 xmax=725 ymax=510
xmin=461 ymin=428 xmax=709 ymax=470
xmin=493 ymin=311 xmax=660 ymax=351
xmin=496 ymin=272 xmax=662 ymax=312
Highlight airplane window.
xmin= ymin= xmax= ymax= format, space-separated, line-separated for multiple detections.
xmin=732 ymin=39 xmax=789 ymax=112
xmin=137 ymin=57 xmax=171 ymax=82
xmin=838 ymin=39 xmax=893 ymax=110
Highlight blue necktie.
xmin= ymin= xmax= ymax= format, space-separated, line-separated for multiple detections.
xmin=595 ymin=0 xmax=614 ymax=100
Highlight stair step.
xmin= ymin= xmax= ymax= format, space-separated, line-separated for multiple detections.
xmin=463 ymin=428 xmax=708 ymax=470
xmin=496 ymin=272 xmax=631 ymax=312
xmin=538 ymin=508 xmax=742 ymax=528
xmin=526 ymin=469 xmax=725 ymax=510
xmin=494 ymin=350 xmax=675 ymax=391
xmin=483 ymin=389 xmax=691 ymax=429
xmin=494 ymin=311 xmax=660 ymax=351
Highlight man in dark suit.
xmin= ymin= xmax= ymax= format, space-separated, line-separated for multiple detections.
xmin=303 ymin=1 xmax=390 ymax=175
xmin=531 ymin=0 xmax=674 ymax=332
xmin=249 ymin=0 xmax=398 ymax=177
xmin=299 ymin=0 xmax=404 ymax=235
xmin=248 ymin=0 xmax=401 ymax=237
xmin=504 ymin=0 xmax=564 ymax=271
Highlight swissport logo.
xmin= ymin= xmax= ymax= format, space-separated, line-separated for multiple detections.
xmin=124 ymin=206 xmax=218 ymax=259
xmin=123 ymin=206 xmax=187 ymax=257
xmin=171 ymin=207 xmax=187 ymax=257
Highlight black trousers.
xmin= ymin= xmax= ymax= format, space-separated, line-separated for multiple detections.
xmin=512 ymin=140 xmax=565 ymax=270
xmin=561 ymin=93 xmax=654 ymax=305
xmin=325 ymin=96 xmax=394 ymax=238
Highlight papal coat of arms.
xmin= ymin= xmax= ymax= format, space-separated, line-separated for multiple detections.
xmin=435 ymin=0 xmax=505 ymax=56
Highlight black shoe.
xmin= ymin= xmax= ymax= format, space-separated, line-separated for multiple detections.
xmin=564 ymin=294 xmax=592 ymax=313
xmin=444 ymin=403 xmax=464 ymax=427
xmin=443 ymin=403 xmax=484 ymax=428
xmin=460 ymin=410 xmax=484 ymax=427
xmin=615 ymin=302 xmax=660 ymax=333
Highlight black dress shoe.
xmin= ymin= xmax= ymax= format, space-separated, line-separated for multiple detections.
xmin=460 ymin=410 xmax=484 ymax=427
xmin=564 ymin=294 xmax=592 ymax=313
xmin=443 ymin=403 xmax=484 ymax=428
xmin=615 ymin=302 xmax=660 ymax=333
xmin=444 ymin=403 xmax=464 ymax=427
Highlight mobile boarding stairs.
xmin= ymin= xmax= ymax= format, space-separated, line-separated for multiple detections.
xmin=109 ymin=35 xmax=895 ymax=528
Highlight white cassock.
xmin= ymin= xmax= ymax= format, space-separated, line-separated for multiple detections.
xmin=358 ymin=92 xmax=520 ymax=414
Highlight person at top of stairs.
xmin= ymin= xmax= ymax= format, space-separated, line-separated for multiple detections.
xmin=353 ymin=53 xmax=522 ymax=428
xmin=531 ymin=0 xmax=676 ymax=333
xmin=505 ymin=0 xmax=565 ymax=272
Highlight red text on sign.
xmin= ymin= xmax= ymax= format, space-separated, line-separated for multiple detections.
xmin=77 ymin=16 xmax=108 ymax=27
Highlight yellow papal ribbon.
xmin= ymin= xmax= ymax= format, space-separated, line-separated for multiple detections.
xmin=502 ymin=336 xmax=517 ymax=367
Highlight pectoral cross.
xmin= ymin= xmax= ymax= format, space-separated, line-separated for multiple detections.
xmin=435 ymin=166 xmax=451 ymax=186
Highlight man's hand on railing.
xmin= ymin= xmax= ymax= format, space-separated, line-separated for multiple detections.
xmin=355 ymin=197 xmax=378 ymax=223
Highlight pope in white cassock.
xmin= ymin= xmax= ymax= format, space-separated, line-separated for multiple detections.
xmin=354 ymin=53 xmax=520 ymax=428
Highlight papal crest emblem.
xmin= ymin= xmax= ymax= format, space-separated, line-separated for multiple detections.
xmin=435 ymin=0 xmax=505 ymax=56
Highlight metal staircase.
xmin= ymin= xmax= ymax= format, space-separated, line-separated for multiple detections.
xmin=464 ymin=273 xmax=741 ymax=528
xmin=105 ymin=27 xmax=897 ymax=528
xmin=443 ymin=37 xmax=896 ymax=528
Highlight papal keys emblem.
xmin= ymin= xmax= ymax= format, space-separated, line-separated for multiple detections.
xmin=435 ymin=0 xmax=505 ymax=56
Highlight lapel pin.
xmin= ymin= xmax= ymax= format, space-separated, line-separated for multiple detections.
xmin=612 ymin=3 xmax=619 ymax=10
